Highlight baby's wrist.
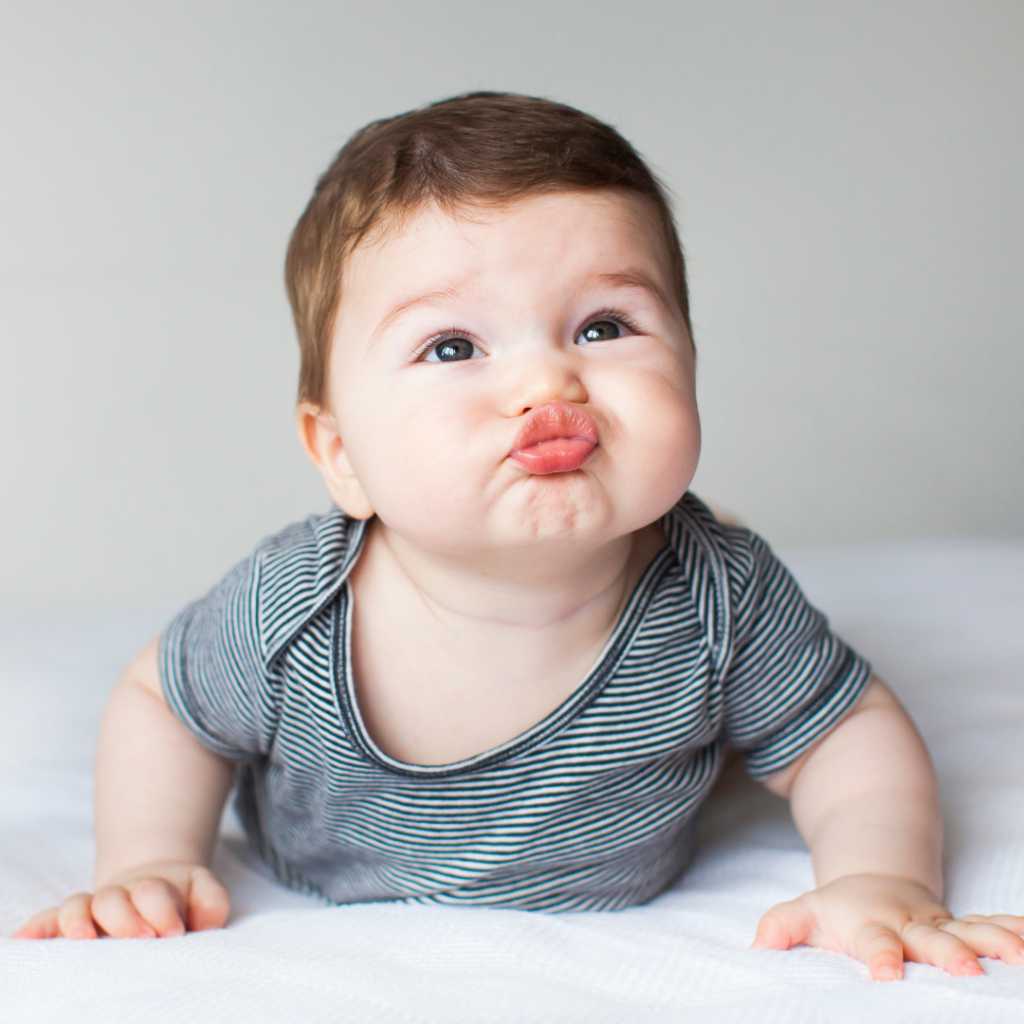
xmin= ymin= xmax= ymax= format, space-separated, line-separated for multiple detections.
xmin=810 ymin=872 xmax=943 ymax=904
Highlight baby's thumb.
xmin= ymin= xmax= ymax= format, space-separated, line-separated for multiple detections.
xmin=185 ymin=867 xmax=231 ymax=932
xmin=752 ymin=899 xmax=813 ymax=951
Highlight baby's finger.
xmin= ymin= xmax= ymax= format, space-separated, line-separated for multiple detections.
xmin=852 ymin=923 xmax=905 ymax=981
xmin=976 ymin=914 xmax=1024 ymax=938
xmin=938 ymin=920 xmax=1024 ymax=965
xmin=751 ymin=899 xmax=812 ymax=951
xmin=185 ymin=867 xmax=231 ymax=931
xmin=56 ymin=893 xmax=100 ymax=939
xmin=91 ymin=886 xmax=157 ymax=939
xmin=901 ymin=921 xmax=984 ymax=977
xmin=127 ymin=878 xmax=186 ymax=938
xmin=12 ymin=906 xmax=61 ymax=940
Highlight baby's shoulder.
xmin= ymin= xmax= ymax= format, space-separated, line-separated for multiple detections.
xmin=241 ymin=507 xmax=366 ymax=664
xmin=253 ymin=506 xmax=358 ymax=577
xmin=662 ymin=493 xmax=768 ymax=588
xmin=660 ymin=493 xmax=795 ymax=664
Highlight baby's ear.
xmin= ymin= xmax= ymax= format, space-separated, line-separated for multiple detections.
xmin=296 ymin=403 xmax=375 ymax=520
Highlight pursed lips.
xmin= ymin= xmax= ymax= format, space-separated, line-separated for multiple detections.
xmin=508 ymin=402 xmax=599 ymax=475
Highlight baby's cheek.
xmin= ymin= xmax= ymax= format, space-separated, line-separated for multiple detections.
xmin=613 ymin=386 xmax=699 ymax=508
xmin=629 ymin=441 xmax=698 ymax=522
xmin=369 ymin=437 xmax=486 ymax=537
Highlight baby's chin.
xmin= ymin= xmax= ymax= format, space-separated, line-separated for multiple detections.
xmin=378 ymin=475 xmax=657 ymax=559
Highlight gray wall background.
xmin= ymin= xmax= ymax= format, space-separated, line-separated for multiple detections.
xmin=2 ymin=0 xmax=1022 ymax=614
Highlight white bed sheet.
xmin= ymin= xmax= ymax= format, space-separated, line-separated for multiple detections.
xmin=1 ymin=540 xmax=1022 ymax=1023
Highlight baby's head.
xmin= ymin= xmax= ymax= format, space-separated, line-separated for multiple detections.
xmin=287 ymin=93 xmax=701 ymax=558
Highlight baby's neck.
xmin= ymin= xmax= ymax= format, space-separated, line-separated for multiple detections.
xmin=346 ymin=518 xmax=667 ymax=765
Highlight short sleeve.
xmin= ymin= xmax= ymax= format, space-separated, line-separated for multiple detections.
xmin=718 ymin=530 xmax=872 ymax=778
xmin=159 ymin=551 xmax=280 ymax=760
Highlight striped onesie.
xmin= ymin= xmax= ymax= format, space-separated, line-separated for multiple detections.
xmin=160 ymin=493 xmax=871 ymax=911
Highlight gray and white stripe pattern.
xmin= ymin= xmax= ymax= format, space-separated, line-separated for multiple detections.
xmin=161 ymin=493 xmax=871 ymax=911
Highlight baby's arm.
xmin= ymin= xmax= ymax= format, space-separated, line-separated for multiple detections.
xmin=16 ymin=639 xmax=235 ymax=939
xmin=755 ymin=678 xmax=1024 ymax=979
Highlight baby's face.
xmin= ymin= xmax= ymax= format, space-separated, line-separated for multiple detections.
xmin=316 ymin=190 xmax=699 ymax=556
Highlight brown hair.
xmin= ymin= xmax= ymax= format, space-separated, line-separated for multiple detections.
xmin=285 ymin=92 xmax=691 ymax=407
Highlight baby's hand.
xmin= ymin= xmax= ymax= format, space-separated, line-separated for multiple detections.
xmin=753 ymin=874 xmax=1024 ymax=980
xmin=14 ymin=862 xmax=229 ymax=939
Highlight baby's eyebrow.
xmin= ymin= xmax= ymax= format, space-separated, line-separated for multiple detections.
xmin=368 ymin=285 xmax=466 ymax=349
xmin=587 ymin=270 xmax=670 ymax=307
xmin=365 ymin=270 xmax=667 ymax=349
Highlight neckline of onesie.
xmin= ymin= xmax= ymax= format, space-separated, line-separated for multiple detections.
xmin=331 ymin=535 xmax=675 ymax=779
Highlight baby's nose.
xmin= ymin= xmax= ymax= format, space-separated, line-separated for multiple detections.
xmin=503 ymin=350 xmax=588 ymax=415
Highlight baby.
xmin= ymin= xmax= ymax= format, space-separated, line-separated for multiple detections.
xmin=18 ymin=92 xmax=1024 ymax=980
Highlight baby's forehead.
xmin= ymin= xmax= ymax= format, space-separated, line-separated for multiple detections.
xmin=344 ymin=190 xmax=673 ymax=287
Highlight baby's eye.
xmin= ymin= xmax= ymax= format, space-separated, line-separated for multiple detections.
xmin=576 ymin=319 xmax=625 ymax=345
xmin=424 ymin=337 xmax=480 ymax=362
